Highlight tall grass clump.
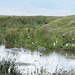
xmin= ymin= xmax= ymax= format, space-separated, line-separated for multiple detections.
xmin=0 ymin=60 xmax=21 ymax=75
xmin=5 ymin=28 xmax=20 ymax=48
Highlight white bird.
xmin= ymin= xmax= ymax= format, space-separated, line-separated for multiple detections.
xmin=32 ymin=42 xmax=34 ymax=44
xmin=72 ymin=44 xmax=75 ymax=46
xmin=72 ymin=38 xmax=74 ymax=40
xmin=56 ymin=40 xmax=58 ymax=43
xmin=66 ymin=43 xmax=69 ymax=47
xmin=53 ymin=42 xmax=55 ymax=46
xmin=8 ymin=66 xmax=12 ymax=73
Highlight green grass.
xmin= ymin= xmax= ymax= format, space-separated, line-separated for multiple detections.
xmin=0 ymin=15 xmax=75 ymax=51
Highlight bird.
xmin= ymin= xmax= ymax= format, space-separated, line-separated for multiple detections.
xmin=35 ymin=45 xmax=37 ymax=47
xmin=53 ymin=42 xmax=56 ymax=46
xmin=32 ymin=42 xmax=34 ymax=44
xmin=63 ymin=35 xmax=65 ymax=37
xmin=56 ymin=40 xmax=58 ymax=43
xmin=40 ymin=54 xmax=42 ymax=57
xmin=28 ymin=36 xmax=30 ymax=39
xmin=24 ymin=49 xmax=26 ymax=52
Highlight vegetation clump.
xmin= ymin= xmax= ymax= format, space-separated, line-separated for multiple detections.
xmin=0 ymin=60 xmax=21 ymax=75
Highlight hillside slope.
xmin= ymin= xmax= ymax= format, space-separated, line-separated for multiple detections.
xmin=0 ymin=15 xmax=75 ymax=50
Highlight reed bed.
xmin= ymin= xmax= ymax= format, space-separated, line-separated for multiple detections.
xmin=0 ymin=60 xmax=21 ymax=75
xmin=0 ymin=60 xmax=75 ymax=75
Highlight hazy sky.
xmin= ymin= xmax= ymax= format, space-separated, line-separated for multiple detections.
xmin=0 ymin=0 xmax=75 ymax=16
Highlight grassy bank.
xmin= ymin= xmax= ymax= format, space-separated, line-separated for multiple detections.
xmin=0 ymin=15 xmax=75 ymax=51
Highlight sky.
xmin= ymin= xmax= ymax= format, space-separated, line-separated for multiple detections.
xmin=0 ymin=0 xmax=75 ymax=16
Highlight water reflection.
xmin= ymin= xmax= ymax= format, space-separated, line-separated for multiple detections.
xmin=0 ymin=45 xmax=75 ymax=74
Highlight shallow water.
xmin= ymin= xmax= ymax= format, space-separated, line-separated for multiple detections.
xmin=0 ymin=45 xmax=75 ymax=74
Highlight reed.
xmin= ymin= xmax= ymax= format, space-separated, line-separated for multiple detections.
xmin=0 ymin=60 xmax=21 ymax=75
xmin=0 ymin=60 xmax=75 ymax=75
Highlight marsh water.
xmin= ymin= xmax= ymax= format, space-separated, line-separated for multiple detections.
xmin=0 ymin=45 xmax=75 ymax=74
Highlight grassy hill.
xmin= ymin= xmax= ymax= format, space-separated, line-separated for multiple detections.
xmin=0 ymin=15 xmax=75 ymax=51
